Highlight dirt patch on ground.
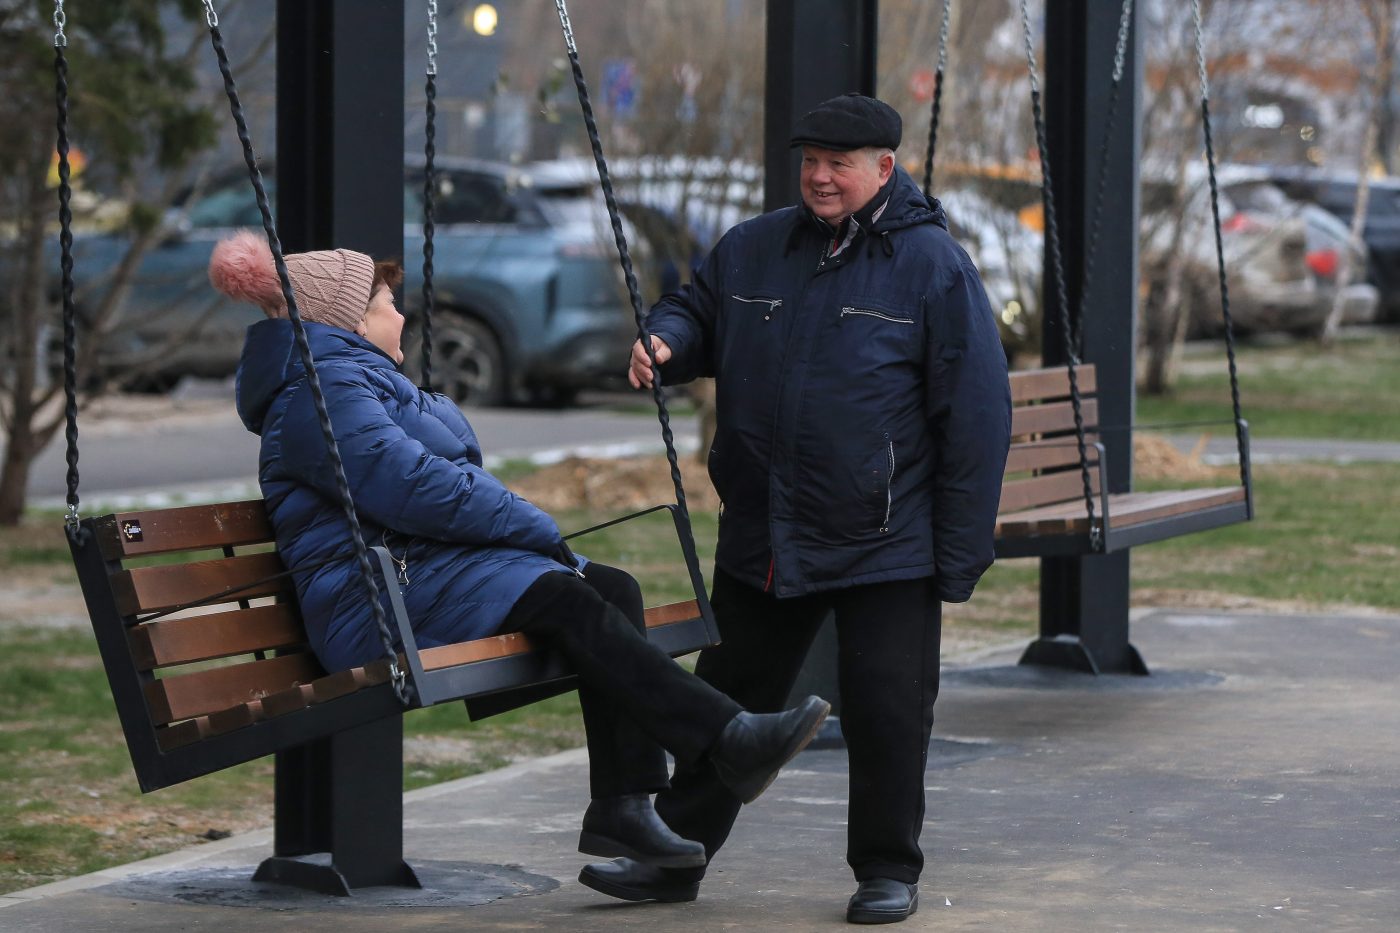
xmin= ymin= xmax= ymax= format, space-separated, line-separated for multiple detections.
xmin=1133 ymin=434 xmax=1229 ymax=482
xmin=506 ymin=455 xmax=720 ymax=513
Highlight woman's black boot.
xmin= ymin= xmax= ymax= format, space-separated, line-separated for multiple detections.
xmin=578 ymin=794 xmax=707 ymax=868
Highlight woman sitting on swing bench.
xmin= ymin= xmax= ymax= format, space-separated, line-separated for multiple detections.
xmin=209 ymin=230 xmax=829 ymax=872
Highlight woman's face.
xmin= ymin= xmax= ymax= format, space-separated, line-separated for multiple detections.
xmin=358 ymin=284 xmax=405 ymax=365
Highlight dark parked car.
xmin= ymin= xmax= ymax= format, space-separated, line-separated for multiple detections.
xmin=1264 ymin=167 xmax=1400 ymax=322
xmin=59 ymin=156 xmax=685 ymax=406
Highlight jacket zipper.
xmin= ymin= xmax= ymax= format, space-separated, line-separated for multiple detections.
xmin=841 ymin=307 xmax=914 ymax=324
xmin=732 ymin=295 xmax=783 ymax=320
xmin=880 ymin=440 xmax=895 ymax=534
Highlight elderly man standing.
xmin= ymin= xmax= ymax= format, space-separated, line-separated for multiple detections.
xmin=591 ymin=93 xmax=1011 ymax=924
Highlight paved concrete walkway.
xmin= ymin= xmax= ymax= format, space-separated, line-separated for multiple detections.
xmin=4 ymin=608 xmax=1398 ymax=931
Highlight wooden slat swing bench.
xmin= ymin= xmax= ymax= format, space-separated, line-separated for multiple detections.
xmin=916 ymin=0 xmax=1257 ymax=563
xmin=54 ymin=0 xmax=717 ymax=895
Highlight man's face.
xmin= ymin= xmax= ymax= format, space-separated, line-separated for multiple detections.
xmin=799 ymin=145 xmax=894 ymax=226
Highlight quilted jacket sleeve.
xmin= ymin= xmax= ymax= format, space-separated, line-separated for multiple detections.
xmin=925 ymin=260 xmax=1012 ymax=603
xmin=278 ymin=365 xmax=562 ymax=554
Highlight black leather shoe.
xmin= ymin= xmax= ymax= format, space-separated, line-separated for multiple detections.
xmin=578 ymin=794 xmax=707 ymax=868
xmin=846 ymin=878 xmax=919 ymax=924
xmin=709 ymin=695 xmax=831 ymax=804
xmin=578 ymin=857 xmax=702 ymax=903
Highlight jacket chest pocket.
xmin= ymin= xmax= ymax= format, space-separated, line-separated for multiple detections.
xmin=833 ymin=297 xmax=921 ymax=364
xmin=728 ymin=293 xmax=784 ymax=322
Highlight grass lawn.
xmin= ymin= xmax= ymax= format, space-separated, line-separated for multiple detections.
xmin=1137 ymin=332 xmax=1400 ymax=441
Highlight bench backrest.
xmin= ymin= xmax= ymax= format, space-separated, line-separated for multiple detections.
xmin=999 ymin=365 xmax=1101 ymax=518
xmin=87 ymin=500 xmax=372 ymax=752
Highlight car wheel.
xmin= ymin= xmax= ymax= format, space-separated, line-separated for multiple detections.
xmin=411 ymin=313 xmax=507 ymax=408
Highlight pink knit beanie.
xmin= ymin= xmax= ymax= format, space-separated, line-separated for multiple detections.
xmin=208 ymin=230 xmax=376 ymax=332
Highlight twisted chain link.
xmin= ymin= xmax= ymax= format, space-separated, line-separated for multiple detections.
xmin=1018 ymin=0 xmax=1100 ymax=547
xmin=550 ymin=0 xmax=698 ymax=562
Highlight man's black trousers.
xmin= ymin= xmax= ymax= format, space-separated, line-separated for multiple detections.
xmin=499 ymin=563 xmax=740 ymax=799
xmin=655 ymin=568 xmax=942 ymax=884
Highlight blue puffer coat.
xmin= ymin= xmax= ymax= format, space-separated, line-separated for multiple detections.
xmin=236 ymin=319 xmax=573 ymax=672
xmin=647 ymin=166 xmax=1011 ymax=602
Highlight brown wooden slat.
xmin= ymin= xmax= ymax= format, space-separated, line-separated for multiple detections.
xmin=143 ymin=652 xmax=323 ymax=725
xmin=642 ymin=599 xmax=701 ymax=627
xmin=93 ymin=500 xmax=273 ymax=560
xmin=417 ymin=599 xmax=703 ymax=672
xmin=419 ymin=631 xmax=534 ymax=670
xmin=1008 ymin=364 xmax=1098 ymax=403
xmin=1004 ymin=440 xmax=1100 ymax=476
xmin=998 ymin=468 xmax=1102 ymax=515
xmin=208 ymin=699 xmax=262 ymax=734
xmin=156 ymin=716 xmax=211 ymax=752
xmin=310 ymin=662 xmax=392 ymax=703
xmin=996 ymin=486 xmax=1247 ymax=538
xmin=260 ymin=683 xmax=316 ymax=718
xmin=127 ymin=603 xmax=306 ymax=670
xmin=112 ymin=552 xmax=290 ymax=616
xmin=1011 ymin=398 xmax=1100 ymax=439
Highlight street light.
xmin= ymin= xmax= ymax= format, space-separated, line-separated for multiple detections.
xmin=469 ymin=3 xmax=498 ymax=37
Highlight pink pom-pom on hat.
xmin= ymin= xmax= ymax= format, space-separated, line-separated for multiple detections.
xmin=208 ymin=229 xmax=376 ymax=333
xmin=208 ymin=230 xmax=284 ymax=316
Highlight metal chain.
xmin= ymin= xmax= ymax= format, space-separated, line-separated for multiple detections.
xmin=203 ymin=4 xmax=411 ymax=705
xmin=425 ymin=0 xmax=438 ymax=76
xmin=1191 ymin=0 xmax=1249 ymax=494
xmin=921 ymin=0 xmax=953 ymax=198
xmin=200 ymin=0 xmax=218 ymax=29
xmin=54 ymin=5 xmax=82 ymax=541
xmin=1019 ymin=0 xmax=1100 ymax=549
xmin=53 ymin=0 xmax=67 ymax=47
xmin=550 ymin=0 xmax=699 ymax=558
xmin=420 ymin=1 xmax=439 ymax=391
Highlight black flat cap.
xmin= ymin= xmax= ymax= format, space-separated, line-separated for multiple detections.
xmin=789 ymin=93 xmax=902 ymax=151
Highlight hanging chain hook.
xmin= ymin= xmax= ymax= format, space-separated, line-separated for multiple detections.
xmin=1018 ymin=0 xmax=1042 ymax=99
xmin=1191 ymin=0 xmax=1209 ymax=102
xmin=53 ymin=0 xmax=67 ymax=47
xmin=936 ymin=0 xmax=951 ymax=74
xmin=554 ymin=0 xmax=578 ymax=55
xmin=1112 ymin=0 xmax=1134 ymax=84
xmin=426 ymin=0 xmax=439 ymax=77
xmin=200 ymin=0 xmax=219 ymax=30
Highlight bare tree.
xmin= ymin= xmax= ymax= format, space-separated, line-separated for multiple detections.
xmin=0 ymin=2 xmax=271 ymax=524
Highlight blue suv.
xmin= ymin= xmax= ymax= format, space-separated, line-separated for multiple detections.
xmin=61 ymin=156 xmax=681 ymax=406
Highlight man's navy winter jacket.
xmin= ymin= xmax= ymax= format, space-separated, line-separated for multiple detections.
xmin=236 ymin=319 xmax=571 ymax=672
xmin=648 ymin=166 xmax=1011 ymax=602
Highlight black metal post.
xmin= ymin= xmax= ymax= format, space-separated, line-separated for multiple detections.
xmin=262 ymin=0 xmax=416 ymax=893
xmin=767 ymin=0 xmax=878 ymax=720
xmin=1022 ymin=0 xmax=1147 ymax=675
xmin=764 ymin=0 xmax=878 ymax=212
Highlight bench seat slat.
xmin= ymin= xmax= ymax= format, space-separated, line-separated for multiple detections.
xmin=1004 ymin=440 xmax=1099 ymax=476
xmin=417 ymin=599 xmax=701 ymax=672
xmin=113 ymin=552 xmax=291 ymax=616
xmin=128 ymin=603 xmax=305 ymax=670
xmin=999 ymin=468 xmax=1102 ymax=515
xmin=996 ymin=487 xmax=1247 ymax=537
xmin=144 ymin=651 xmax=323 ymax=725
xmin=1008 ymin=365 xmax=1098 ymax=403
xmin=1011 ymin=398 xmax=1100 ymax=439
xmin=95 ymin=500 xmax=273 ymax=560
